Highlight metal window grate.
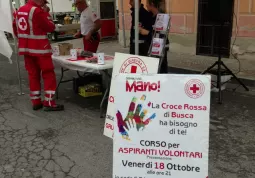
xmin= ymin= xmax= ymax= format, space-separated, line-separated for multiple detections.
xmin=100 ymin=2 xmax=115 ymax=19
xmin=196 ymin=0 xmax=234 ymax=58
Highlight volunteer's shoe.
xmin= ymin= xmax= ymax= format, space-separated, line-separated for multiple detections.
xmin=43 ymin=104 xmax=64 ymax=112
xmin=33 ymin=104 xmax=43 ymax=111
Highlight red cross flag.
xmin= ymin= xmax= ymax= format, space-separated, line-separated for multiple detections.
xmin=0 ymin=0 xmax=14 ymax=61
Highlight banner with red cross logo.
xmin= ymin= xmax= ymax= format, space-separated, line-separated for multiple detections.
xmin=113 ymin=74 xmax=211 ymax=178
xmin=103 ymin=53 xmax=159 ymax=139
xmin=18 ymin=17 xmax=28 ymax=31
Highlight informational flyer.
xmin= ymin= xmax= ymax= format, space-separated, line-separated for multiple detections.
xmin=103 ymin=53 xmax=159 ymax=139
xmin=154 ymin=14 xmax=170 ymax=31
xmin=151 ymin=38 xmax=164 ymax=56
xmin=113 ymin=74 xmax=211 ymax=178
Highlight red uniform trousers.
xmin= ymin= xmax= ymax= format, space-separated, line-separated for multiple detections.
xmin=83 ymin=33 xmax=100 ymax=53
xmin=24 ymin=55 xmax=57 ymax=107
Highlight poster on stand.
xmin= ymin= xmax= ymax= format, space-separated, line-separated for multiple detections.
xmin=154 ymin=14 xmax=170 ymax=31
xmin=103 ymin=53 xmax=159 ymax=139
xmin=151 ymin=38 xmax=164 ymax=56
xmin=113 ymin=74 xmax=211 ymax=178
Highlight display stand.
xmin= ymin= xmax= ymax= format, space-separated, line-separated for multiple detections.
xmin=202 ymin=22 xmax=249 ymax=104
xmin=148 ymin=13 xmax=171 ymax=72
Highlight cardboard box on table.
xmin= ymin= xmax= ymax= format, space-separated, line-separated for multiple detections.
xmin=53 ymin=43 xmax=73 ymax=56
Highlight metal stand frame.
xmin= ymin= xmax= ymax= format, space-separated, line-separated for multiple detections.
xmin=55 ymin=67 xmax=111 ymax=117
xmin=148 ymin=15 xmax=171 ymax=72
xmin=202 ymin=23 xmax=249 ymax=104
xmin=134 ymin=0 xmax=139 ymax=55
xmin=120 ymin=0 xmax=126 ymax=48
xmin=99 ymin=70 xmax=111 ymax=118
xmin=55 ymin=68 xmax=73 ymax=99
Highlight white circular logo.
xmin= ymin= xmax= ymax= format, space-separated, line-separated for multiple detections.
xmin=18 ymin=17 xmax=28 ymax=31
xmin=185 ymin=79 xmax=205 ymax=99
xmin=119 ymin=57 xmax=148 ymax=74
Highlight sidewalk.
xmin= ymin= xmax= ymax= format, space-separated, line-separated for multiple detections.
xmin=53 ymin=39 xmax=255 ymax=86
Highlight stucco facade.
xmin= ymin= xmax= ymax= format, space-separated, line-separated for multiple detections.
xmin=118 ymin=0 xmax=255 ymax=57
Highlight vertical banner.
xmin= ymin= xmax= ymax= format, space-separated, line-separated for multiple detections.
xmin=103 ymin=53 xmax=159 ymax=138
xmin=113 ymin=74 xmax=211 ymax=178
xmin=0 ymin=31 xmax=13 ymax=59
xmin=0 ymin=0 xmax=14 ymax=62
xmin=0 ymin=0 xmax=14 ymax=33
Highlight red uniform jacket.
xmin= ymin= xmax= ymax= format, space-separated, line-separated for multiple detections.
xmin=13 ymin=0 xmax=55 ymax=56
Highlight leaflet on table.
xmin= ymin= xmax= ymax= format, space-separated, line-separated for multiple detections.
xmin=70 ymin=49 xmax=78 ymax=59
xmin=95 ymin=53 xmax=105 ymax=65
xmin=113 ymin=74 xmax=211 ymax=178
xmin=103 ymin=53 xmax=159 ymax=139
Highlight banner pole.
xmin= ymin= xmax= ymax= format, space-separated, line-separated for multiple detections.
xmin=134 ymin=0 xmax=139 ymax=55
xmin=17 ymin=0 xmax=21 ymax=8
xmin=50 ymin=0 xmax=56 ymax=20
xmin=10 ymin=0 xmax=24 ymax=95
xmin=120 ymin=0 xmax=126 ymax=48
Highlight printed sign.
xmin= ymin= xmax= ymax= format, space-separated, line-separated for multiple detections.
xmin=103 ymin=53 xmax=159 ymax=138
xmin=151 ymin=38 xmax=164 ymax=56
xmin=113 ymin=74 xmax=211 ymax=178
xmin=52 ymin=46 xmax=60 ymax=56
xmin=70 ymin=49 xmax=78 ymax=59
xmin=154 ymin=14 xmax=170 ymax=31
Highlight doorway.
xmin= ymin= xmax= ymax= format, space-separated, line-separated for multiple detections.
xmin=196 ymin=0 xmax=234 ymax=58
xmin=100 ymin=1 xmax=116 ymax=38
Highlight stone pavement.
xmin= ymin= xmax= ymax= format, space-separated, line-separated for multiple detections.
xmin=0 ymin=82 xmax=112 ymax=178
xmin=0 ymin=39 xmax=255 ymax=177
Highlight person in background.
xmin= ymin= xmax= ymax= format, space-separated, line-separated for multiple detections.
xmin=140 ymin=0 xmax=169 ymax=73
xmin=43 ymin=0 xmax=52 ymax=20
xmin=129 ymin=0 xmax=153 ymax=56
xmin=74 ymin=0 xmax=102 ymax=53
xmin=13 ymin=0 xmax=64 ymax=111
xmin=42 ymin=5 xmax=50 ymax=13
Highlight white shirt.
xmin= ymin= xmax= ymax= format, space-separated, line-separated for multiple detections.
xmin=80 ymin=7 xmax=100 ymax=36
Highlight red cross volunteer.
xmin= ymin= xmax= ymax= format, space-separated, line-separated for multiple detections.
xmin=74 ymin=0 xmax=102 ymax=53
xmin=12 ymin=0 xmax=64 ymax=112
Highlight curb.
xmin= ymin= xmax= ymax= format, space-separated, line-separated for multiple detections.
xmin=168 ymin=66 xmax=255 ymax=87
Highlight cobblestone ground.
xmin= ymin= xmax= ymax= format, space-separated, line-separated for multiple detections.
xmin=0 ymin=65 xmax=112 ymax=178
xmin=0 ymin=85 xmax=76 ymax=178
xmin=0 ymin=125 xmax=74 ymax=178
xmin=208 ymin=91 xmax=255 ymax=178
xmin=1 ymin=49 xmax=255 ymax=177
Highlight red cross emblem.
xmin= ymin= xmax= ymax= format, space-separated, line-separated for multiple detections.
xmin=119 ymin=57 xmax=148 ymax=73
xmin=109 ymin=96 xmax=114 ymax=103
xmin=190 ymin=84 xmax=200 ymax=94
xmin=130 ymin=66 xmax=137 ymax=73
xmin=185 ymin=79 xmax=205 ymax=99
xmin=18 ymin=17 xmax=27 ymax=31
